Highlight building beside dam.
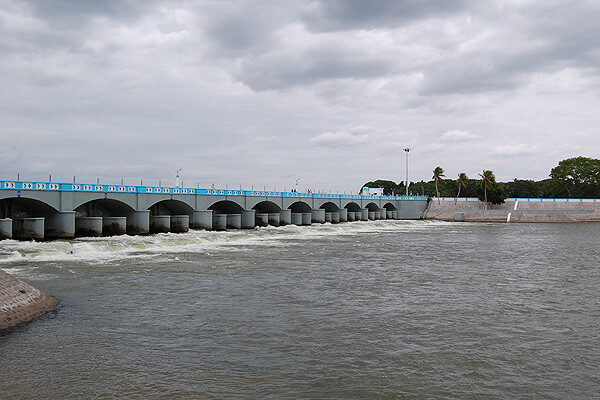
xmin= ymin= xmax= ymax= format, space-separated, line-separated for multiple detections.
xmin=0 ymin=179 xmax=428 ymax=240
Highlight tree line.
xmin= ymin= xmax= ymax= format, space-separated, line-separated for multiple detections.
xmin=362 ymin=156 xmax=600 ymax=203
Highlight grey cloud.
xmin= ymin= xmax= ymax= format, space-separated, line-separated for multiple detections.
xmin=300 ymin=0 xmax=469 ymax=32
xmin=2 ymin=0 xmax=600 ymax=189
xmin=235 ymin=45 xmax=396 ymax=91
xmin=22 ymin=0 xmax=158 ymax=28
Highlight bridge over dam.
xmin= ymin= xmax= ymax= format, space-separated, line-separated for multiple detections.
xmin=0 ymin=179 xmax=428 ymax=240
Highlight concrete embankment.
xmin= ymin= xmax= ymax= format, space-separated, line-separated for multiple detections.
xmin=425 ymin=198 xmax=600 ymax=223
xmin=0 ymin=269 xmax=58 ymax=330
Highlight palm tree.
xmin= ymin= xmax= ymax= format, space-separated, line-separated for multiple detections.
xmin=478 ymin=170 xmax=495 ymax=208
xmin=432 ymin=166 xmax=445 ymax=204
xmin=456 ymin=172 xmax=468 ymax=204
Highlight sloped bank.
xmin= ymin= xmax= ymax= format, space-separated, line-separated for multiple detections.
xmin=0 ymin=269 xmax=58 ymax=330
xmin=425 ymin=198 xmax=600 ymax=223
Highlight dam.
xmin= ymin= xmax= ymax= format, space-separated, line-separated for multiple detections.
xmin=0 ymin=179 xmax=428 ymax=240
xmin=425 ymin=197 xmax=600 ymax=222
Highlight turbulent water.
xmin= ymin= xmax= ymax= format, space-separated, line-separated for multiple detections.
xmin=1 ymin=220 xmax=599 ymax=399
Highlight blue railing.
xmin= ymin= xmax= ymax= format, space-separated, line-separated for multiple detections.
xmin=0 ymin=180 xmax=428 ymax=201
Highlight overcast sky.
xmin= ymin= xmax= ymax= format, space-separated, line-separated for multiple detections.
xmin=1 ymin=0 xmax=599 ymax=193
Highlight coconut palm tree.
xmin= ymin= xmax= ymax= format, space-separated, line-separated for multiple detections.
xmin=456 ymin=172 xmax=468 ymax=204
xmin=478 ymin=170 xmax=495 ymax=208
xmin=432 ymin=166 xmax=445 ymax=204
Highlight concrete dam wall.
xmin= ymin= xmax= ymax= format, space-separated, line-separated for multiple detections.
xmin=0 ymin=179 xmax=428 ymax=240
xmin=425 ymin=198 xmax=600 ymax=223
xmin=0 ymin=269 xmax=58 ymax=330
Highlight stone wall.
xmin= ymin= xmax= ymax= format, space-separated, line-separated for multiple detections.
xmin=0 ymin=269 xmax=58 ymax=330
xmin=425 ymin=198 xmax=600 ymax=223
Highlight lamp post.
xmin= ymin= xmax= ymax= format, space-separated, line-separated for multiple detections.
xmin=175 ymin=168 xmax=182 ymax=187
xmin=404 ymin=148 xmax=411 ymax=196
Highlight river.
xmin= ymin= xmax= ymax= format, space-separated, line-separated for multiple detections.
xmin=1 ymin=220 xmax=599 ymax=399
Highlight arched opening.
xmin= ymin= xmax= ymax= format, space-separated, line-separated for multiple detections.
xmin=209 ymin=200 xmax=244 ymax=214
xmin=148 ymin=199 xmax=195 ymax=216
xmin=383 ymin=203 xmax=397 ymax=211
xmin=320 ymin=202 xmax=339 ymax=212
xmin=365 ymin=202 xmax=380 ymax=211
xmin=0 ymin=197 xmax=58 ymax=218
xmin=1 ymin=198 xmax=73 ymax=240
xmin=253 ymin=201 xmax=282 ymax=213
xmin=288 ymin=201 xmax=312 ymax=213
xmin=75 ymin=199 xmax=135 ymax=217
xmin=344 ymin=202 xmax=361 ymax=212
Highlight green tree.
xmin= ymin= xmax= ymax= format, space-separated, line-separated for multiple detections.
xmin=549 ymin=156 xmax=600 ymax=198
xmin=504 ymin=179 xmax=552 ymax=198
xmin=432 ymin=166 xmax=445 ymax=204
xmin=478 ymin=170 xmax=494 ymax=206
xmin=456 ymin=172 xmax=468 ymax=201
xmin=477 ymin=170 xmax=506 ymax=206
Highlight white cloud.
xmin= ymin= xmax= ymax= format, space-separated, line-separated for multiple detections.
xmin=491 ymin=144 xmax=540 ymax=156
xmin=440 ymin=130 xmax=480 ymax=142
xmin=310 ymin=130 xmax=370 ymax=148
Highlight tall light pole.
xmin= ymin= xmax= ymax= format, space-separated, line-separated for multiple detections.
xmin=404 ymin=148 xmax=411 ymax=196
xmin=175 ymin=168 xmax=182 ymax=187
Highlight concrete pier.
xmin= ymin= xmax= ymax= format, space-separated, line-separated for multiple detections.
xmin=213 ymin=214 xmax=227 ymax=231
xmin=361 ymin=208 xmax=369 ymax=221
xmin=170 ymin=215 xmax=189 ymax=233
xmin=226 ymin=214 xmax=242 ymax=229
xmin=268 ymin=213 xmax=280 ymax=227
xmin=255 ymin=213 xmax=269 ymax=227
xmin=379 ymin=210 xmax=386 ymax=220
xmin=280 ymin=209 xmax=292 ymax=226
xmin=0 ymin=218 xmax=12 ymax=240
xmin=103 ymin=217 xmax=126 ymax=236
xmin=368 ymin=212 xmax=376 ymax=220
xmin=347 ymin=212 xmax=356 ymax=222
xmin=325 ymin=212 xmax=333 ymax=223
xmin=150 ymin=215 xmax=171 ymax=233
xmin=291 ymin=213 xmax=303 ymax=226
xmin=331 ymin=212 xmax=340 ymax=224
xmin=302 ymin=213 xmax=312 ymax=225
xmin=312 ymin=209 xmax=325 ymax=224
xmin=127 ymin=210 xmax=150 ymax=235
xmin=241 ymin=210 xmax=256 ymax=229
xmin=75 ymin=217 xmax=102 ymax=237
xmin=13 ymin=218 xmax=44 ymax=240
xmin=192 ymin=210 xmax=212 ymax=230
xmin=45 ymin=211 xmax=75 ymax=239
xmin=338 ymin=209 xmax=348 ymax=222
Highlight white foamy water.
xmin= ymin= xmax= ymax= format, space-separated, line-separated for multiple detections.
xmin=0 ymin=220 xmax=440 ymax=267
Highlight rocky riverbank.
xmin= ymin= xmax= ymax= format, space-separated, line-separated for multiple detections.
xmin=0 ymin=269 xmax=58 ymax=331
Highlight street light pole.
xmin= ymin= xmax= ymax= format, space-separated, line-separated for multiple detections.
xmin=175 ymin=168 xmax=182 ymax=187
xmin=404 ymin=148 xmax=411 ymax=196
